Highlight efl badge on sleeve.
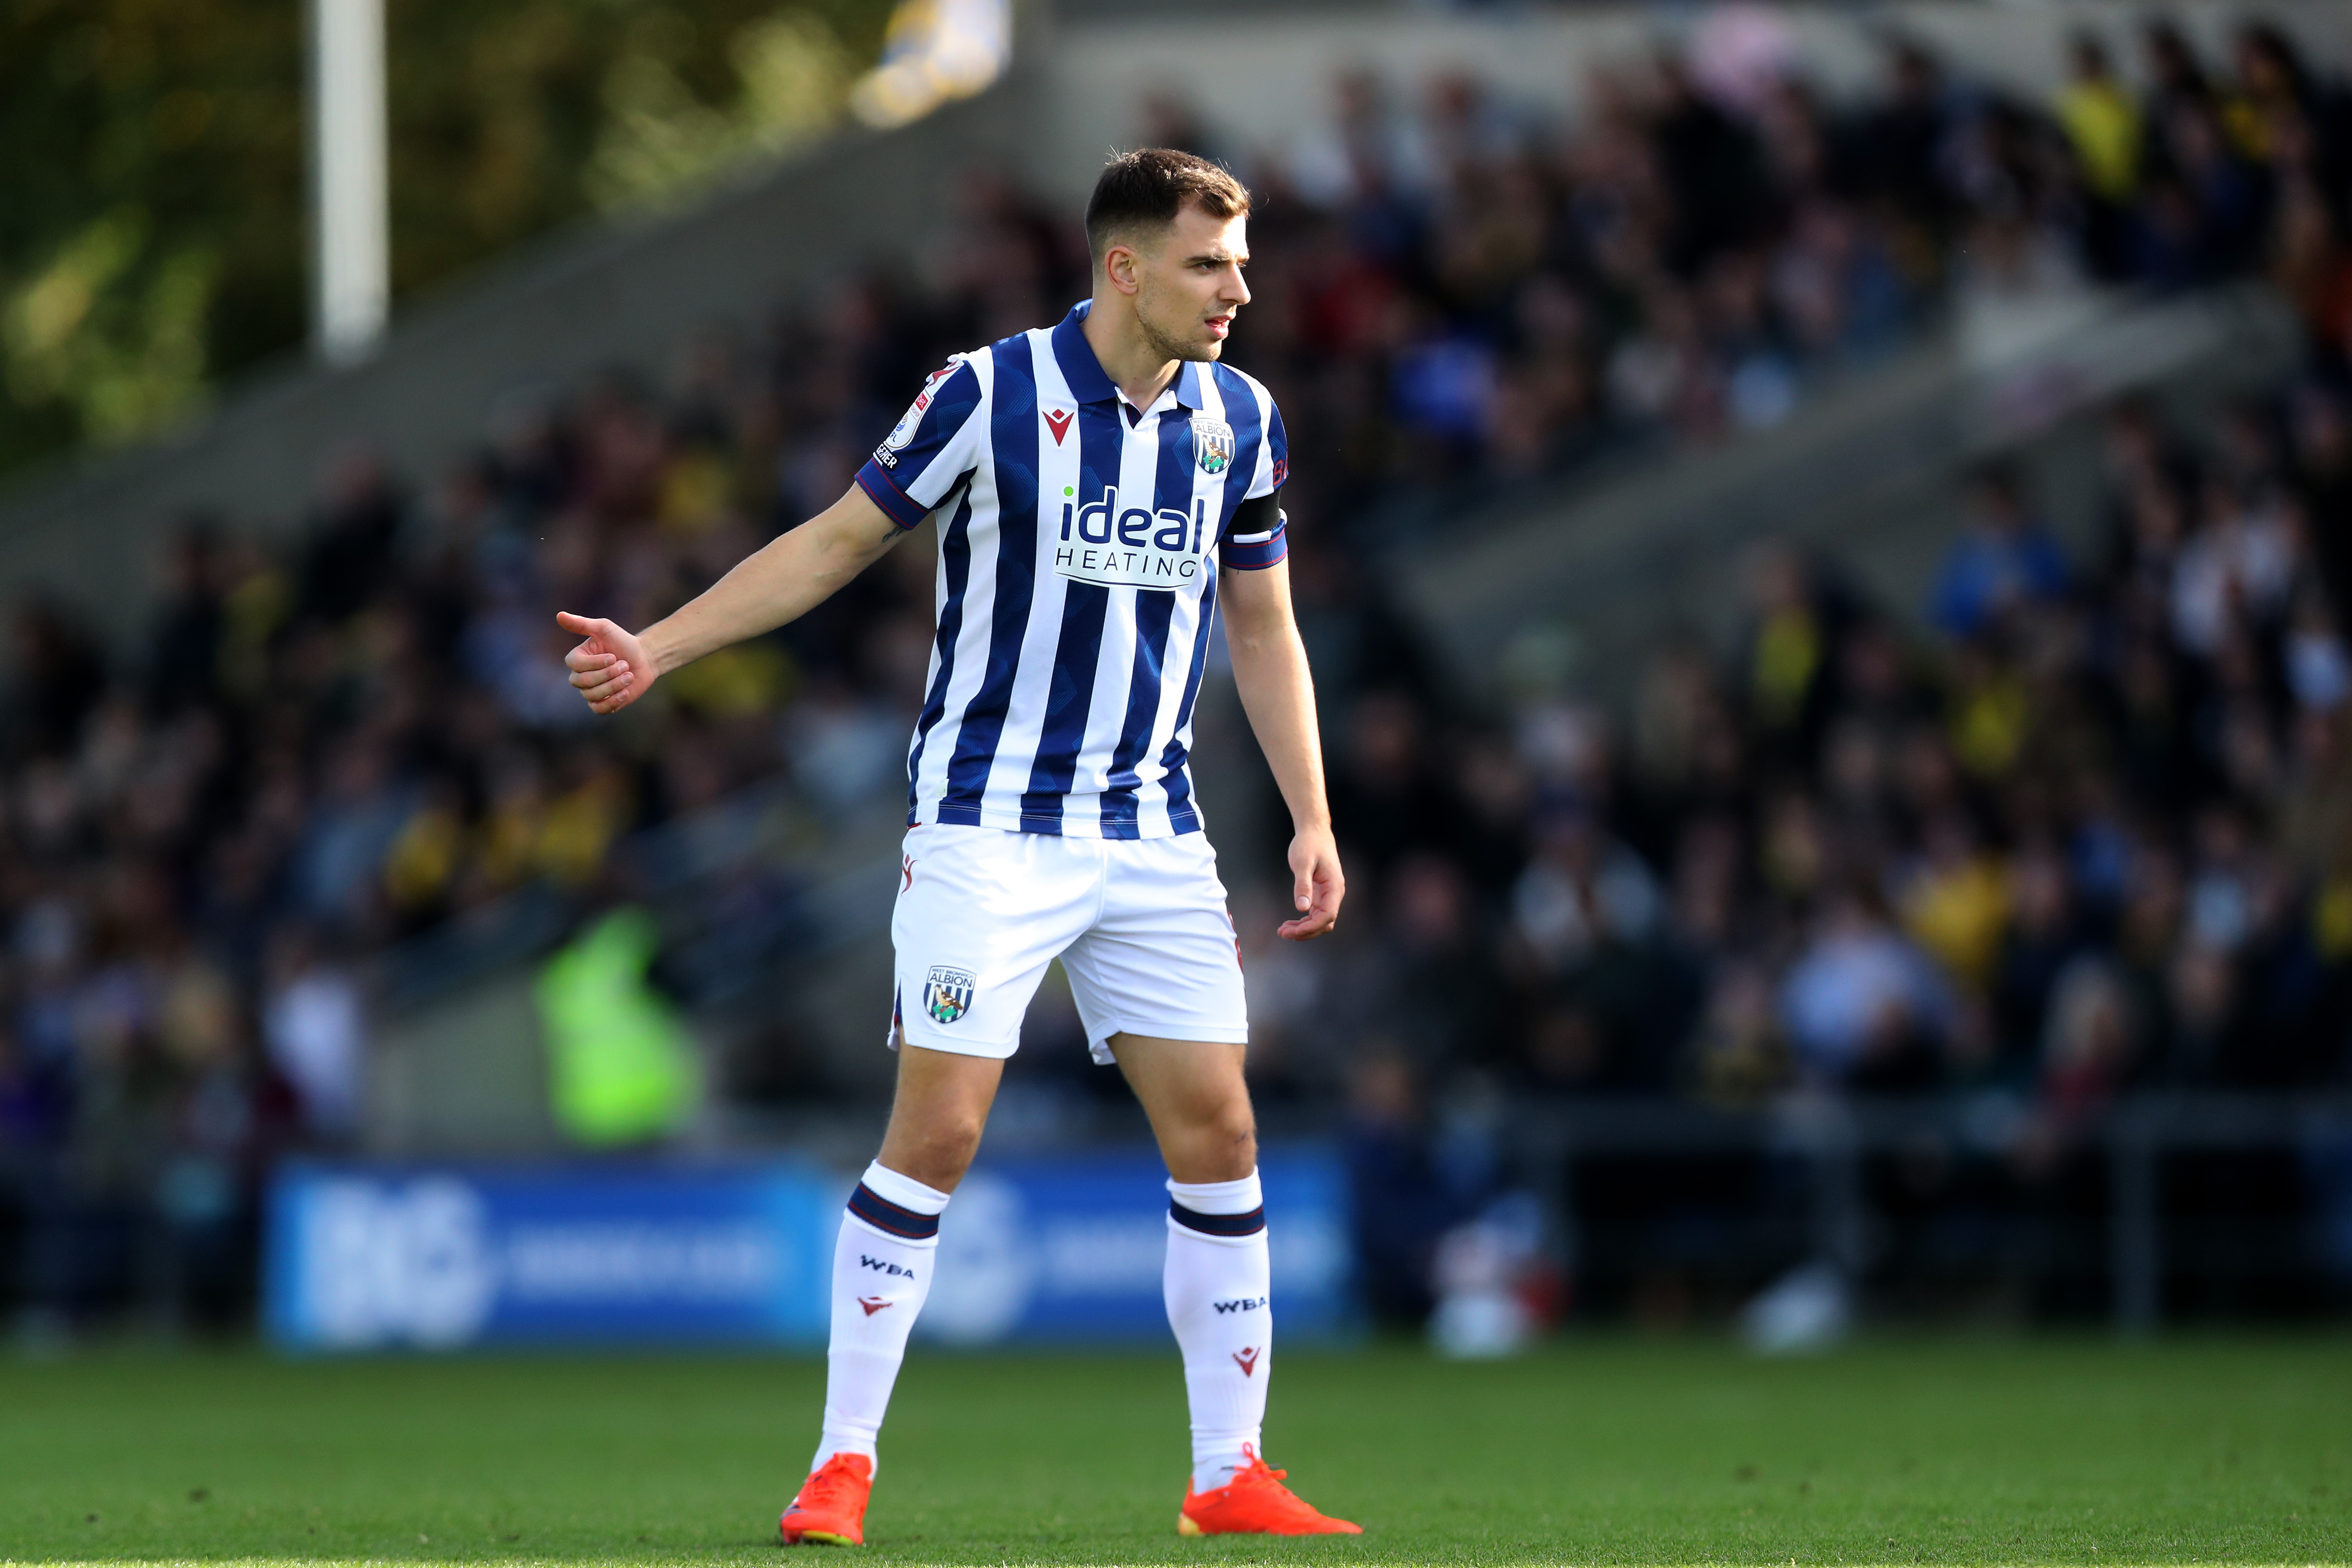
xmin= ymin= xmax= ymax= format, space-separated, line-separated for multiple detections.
xmin=923 ymin=965 xmax=976 ymax=1025
xmin=884 ymin=360 xmax=962 ymax=453
xmin=882 ymin=391 xmax=928 ymax=452
xmin=1191 ymin=416 xmax=1234 ymax=476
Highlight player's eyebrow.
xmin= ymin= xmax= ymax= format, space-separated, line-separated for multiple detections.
xmin=1188 ymin=247 xmax=1250 ymax=267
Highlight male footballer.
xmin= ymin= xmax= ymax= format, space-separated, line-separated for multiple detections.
xmin=557 ymin=148 xmax=1355 ymax=1543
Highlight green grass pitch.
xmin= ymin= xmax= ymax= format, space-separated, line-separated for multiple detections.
xmin=1 ymin=1338 xmax=2347 ymax=1566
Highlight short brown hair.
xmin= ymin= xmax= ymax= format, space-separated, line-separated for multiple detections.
xmin=1084 ymin=147 xmax=1250 ymax=261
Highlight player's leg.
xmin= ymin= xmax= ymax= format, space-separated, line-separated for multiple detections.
xmin=1108 ymin=1033 xmax=1269 ymax=1485
xmin=875 ymin=1037 xmax=1003 ymax=1191
xmin=1107 ymin=1033 xmax=1256 ymax=1182
xmin=784 ymin=1043 xmax=1008 ymax=1548
xmin=1108 ymin=1036 xmax=1349 ymax=1534
xmin=1064 ymin=834 xmax=1358 ymax=1535
xmin=784 ymin=826 xmax=1089 ymax=1545
xmin=810 ymin=1042 xmax=1001 ymax=1475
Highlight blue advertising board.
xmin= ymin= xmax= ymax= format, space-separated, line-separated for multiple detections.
xmin=266 ymin=1148 xmax=1350 ymax=1352
xmin=265 ymin=1162 xmax=840 ymax=1350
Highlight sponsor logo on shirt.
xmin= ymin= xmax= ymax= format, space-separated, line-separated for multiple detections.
xmin=1052 ymin=484 xmax=1208 ymax=590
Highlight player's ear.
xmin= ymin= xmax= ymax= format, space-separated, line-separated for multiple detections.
xmin=1103 ymin=240 xmax=1142 ymax=297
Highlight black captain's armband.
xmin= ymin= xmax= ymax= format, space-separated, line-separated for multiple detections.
xmin=1227 ymin=489 xmax=1281 ymax=540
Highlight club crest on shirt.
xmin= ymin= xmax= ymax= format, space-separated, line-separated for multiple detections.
xmin=923 ymin=965 xmax=976 ymax=1025
xmin=1191 ymin=416 xmax=1234 ymax=475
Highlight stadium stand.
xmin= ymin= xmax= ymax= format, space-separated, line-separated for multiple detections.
xmin=5 ymin=12 xmax=2352 ymax=1331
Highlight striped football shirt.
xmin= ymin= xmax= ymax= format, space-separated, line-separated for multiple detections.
xmin=852 ymin=299 xmax=1290 ymax=839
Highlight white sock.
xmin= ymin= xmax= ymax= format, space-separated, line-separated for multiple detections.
xmin=812 ymin=1161 xmax=950 ymax=1477
xmin=1164 ymin=1170 xmax=1270 ymax=1493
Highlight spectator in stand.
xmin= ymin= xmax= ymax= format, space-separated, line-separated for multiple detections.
xmin=2057 ymin=33 xmax=2144 ymax=278
xmin=1780 ymin=881 xmax=1959 ymax=1089
xmin=1930 ymin=466 xmax=2072 ymax=640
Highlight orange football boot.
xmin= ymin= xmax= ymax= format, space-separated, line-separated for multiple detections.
xmin=778 ymin=1452 xmax=873 ymax=1546
xmin=1177 ymin=1445 xmax=1361 ymax=1536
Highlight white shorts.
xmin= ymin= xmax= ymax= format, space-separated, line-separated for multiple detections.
xmin=887 ymin=823 xmax=1247 ymax=1063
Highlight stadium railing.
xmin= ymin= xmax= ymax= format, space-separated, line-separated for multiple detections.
xmin=1506 ymin=1091 xmax=2352 ymax=1333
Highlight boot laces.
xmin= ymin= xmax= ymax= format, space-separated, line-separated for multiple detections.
xmin=1236 ymin=1444 xmax=1291 ymax=1487
xmin=793 ymin=1454 xmax=864 ymax=1511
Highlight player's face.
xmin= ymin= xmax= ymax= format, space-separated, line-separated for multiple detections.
xmin=1134 ymin=205 xmax=1250 ymax=363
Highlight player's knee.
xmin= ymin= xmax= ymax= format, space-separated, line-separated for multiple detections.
xmin=1176 ymin=1104 xmax=1256 ymax=1174
xmin=916 ymin=1114 xmax=985 ymax=1169
xmin=1211 ymin=1106 xmax=1257 ymax=1156
xmin=880 ymin=1110 xmax=986 ymax=1189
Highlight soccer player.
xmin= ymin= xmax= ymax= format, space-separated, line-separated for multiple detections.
xmin=556 ymin=148 xmax=1356 ymax=1543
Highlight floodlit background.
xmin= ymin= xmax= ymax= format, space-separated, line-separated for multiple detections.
xmin=4 ymin=0 xmax=2352 ymax=1357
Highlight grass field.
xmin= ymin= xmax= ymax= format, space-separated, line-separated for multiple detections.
xmin=1 ymin=1339 xmax=2347 ymax=1566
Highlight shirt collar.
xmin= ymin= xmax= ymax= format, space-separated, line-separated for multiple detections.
xmin=1050 ymin=300 xmax=1206 ymax=413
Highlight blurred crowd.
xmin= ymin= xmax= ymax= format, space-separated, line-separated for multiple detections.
xmin=8 ymin=13 xmax=2352 ymax=1331
xmin=1198 ymin=18 xmax=2352 ymax=1105
xmin=1258 ymin=389 xmax=2352 ymax=1109
xmin=1285 ymin=380 xmax=2352 ymax=1316
xmin=1188 ymin=14 xmax=2352 ymax=532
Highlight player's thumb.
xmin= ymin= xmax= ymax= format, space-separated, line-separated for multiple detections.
xmin=554 ymin=610 xmax=602 ymax=638
xmin=1292 ymin=865 xmax=1312 ymax=912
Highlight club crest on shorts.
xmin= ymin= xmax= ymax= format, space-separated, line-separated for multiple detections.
xmin=1191 ymin=416 xmax=1234 ymax=475
xmin=923 ymin=965 xmax=976 ymax=1025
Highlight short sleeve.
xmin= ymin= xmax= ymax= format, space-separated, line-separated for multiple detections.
xmin=855 ymin=359 xmax=986 ymax=529
xmin=1245 ymin=400 xmax=1288 ymax=502
xmin=1220 ymin=499 xmax=1288 ymax=571
xmin=1221 ymin=394 xmax=1288 ymax=569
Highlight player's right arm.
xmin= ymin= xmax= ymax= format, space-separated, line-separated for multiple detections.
xmin=557 ymin=486 xmax=900 ymax=716
xmin=561 ymin=356 xmax=987 ymax=717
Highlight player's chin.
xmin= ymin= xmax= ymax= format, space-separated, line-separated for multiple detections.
xmin=1190 ymin=324 xmax=1232 ymax=358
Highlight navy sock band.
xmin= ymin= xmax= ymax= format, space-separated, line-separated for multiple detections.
xmin=1169 ymin=1199 xmax=1266 ymax=1237
xmin=848 ymin=1182 xmax=940 ymax=1240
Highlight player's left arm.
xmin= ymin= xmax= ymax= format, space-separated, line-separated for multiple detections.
xmin=1220 ymin=554 xmax=1344 ymax=941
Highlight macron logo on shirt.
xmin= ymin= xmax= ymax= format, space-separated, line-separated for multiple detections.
xmin=1043 ymin=408 xmax=1074 ymax=445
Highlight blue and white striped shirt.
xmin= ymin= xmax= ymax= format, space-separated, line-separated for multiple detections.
xmin=853 ymin=301 xmax=1289 ymax=838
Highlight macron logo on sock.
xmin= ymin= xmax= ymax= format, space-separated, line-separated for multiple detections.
xmin=1232 ymin=1347 xmax=1261 ymax=1377
xmin=857 ymin=1296 xmax=892 ymax=1316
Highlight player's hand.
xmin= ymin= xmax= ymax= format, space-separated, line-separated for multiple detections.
xmin=557 ymin=611 xmax=659 ymax=716
xmin=1279 ymin=822 xmax=1344 ymax=941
